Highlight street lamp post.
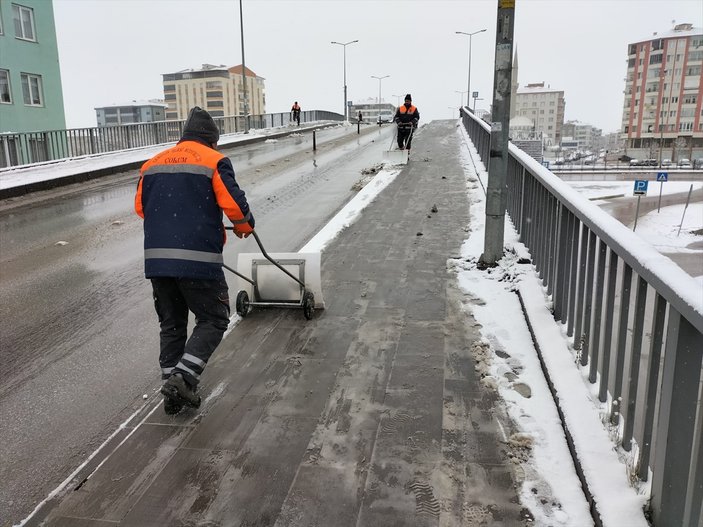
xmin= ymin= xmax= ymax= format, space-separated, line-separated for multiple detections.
xmin=331 ymin=39 xmax=359 ymax=121
xmin=239 ymin=0 xmax=249 ymax=132
xmin=372 ymin=75 xmax=389 ymax=123
xmin=455 ymin=90 xmax=468 ymax=107
xmin=456 ymin=29 xmax=487 ymax=107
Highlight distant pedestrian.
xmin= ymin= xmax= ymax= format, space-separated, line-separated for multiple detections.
xmin=291 ymin=101 xmax=301 ymax=125
xmin=358 ymin=110 xmax=363 ymax=123
xmin=394 ymin=94 xmax=419 ymax=151
xmin=135 ymin=106 xmax=255 ymax=415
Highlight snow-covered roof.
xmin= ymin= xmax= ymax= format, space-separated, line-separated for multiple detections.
xmin=95 ymin=100 xmax=168 ymax=110
xmin=517 ymin=85 xmax=563 ymax=95
xmin=631 ymin=23 xmax=702 ymax=45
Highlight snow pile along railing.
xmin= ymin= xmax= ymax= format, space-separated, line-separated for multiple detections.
xmin=0 ymin=110 xmax=344 ymax=169
xmin=461 ymin=108 xmax=703 ymax=527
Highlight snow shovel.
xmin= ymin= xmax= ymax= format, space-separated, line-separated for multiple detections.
xmin=224 ymin=228 xmax=324 ymax=320
xmin=382 ymin=125 xmax=412 ymax=165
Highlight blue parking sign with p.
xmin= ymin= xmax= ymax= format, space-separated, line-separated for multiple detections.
xmin=656 ymin=172 xmax=668 ymax=182
xmin=634 ymin=180 xmax=648 ymax=195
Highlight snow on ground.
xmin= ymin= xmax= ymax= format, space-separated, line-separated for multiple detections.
xmin=452 ymin=125 xmax=650 ymax=526
xmin=568 ymin=180 xmax=703 ymax=201
xmin=635 ymin=202 xmax=703 ymax=251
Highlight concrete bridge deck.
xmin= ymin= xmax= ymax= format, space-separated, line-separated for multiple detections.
xmin=22 ymin=121 xmax=541 ymax=527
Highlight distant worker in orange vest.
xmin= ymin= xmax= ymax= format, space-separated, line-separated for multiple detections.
xmin=291 ymin=101 xmax=301 ymax=125
xmin=393 ymin=93 xmax=419 ymax=151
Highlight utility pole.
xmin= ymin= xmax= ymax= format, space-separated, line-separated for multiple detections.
xmin=480 ymin=0 xmax=515 ymax=267
xmin=239 ymin=0 xmax=249 ymax=133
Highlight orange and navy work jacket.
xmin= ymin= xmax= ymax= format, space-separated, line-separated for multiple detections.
xmin=135 ymin=139 xmax=254 ymax=279
xmin=394 ymin=104 xmax=419 ymax=127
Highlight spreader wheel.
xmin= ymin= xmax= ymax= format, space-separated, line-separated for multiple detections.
xmin=302 ymin=291 xmax=315 ymax=320
xmin=236 ymin=290 xmax=250 ymax=317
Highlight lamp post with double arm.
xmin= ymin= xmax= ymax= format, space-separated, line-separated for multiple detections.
xmin=456 ymin=29 xmax=487 ymax=107
xmin=372 ymin=75 xmax=389 ymax=124
xmin=331 ymin=39 xmax=359 ymax=121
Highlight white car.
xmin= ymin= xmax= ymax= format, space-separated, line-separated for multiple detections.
xmin=678 ymin=158 xmax=692 ymax=168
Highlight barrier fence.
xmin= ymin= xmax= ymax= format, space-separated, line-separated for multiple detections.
xmin=461 ymin=107 xmax=702 ymax=526
xmin=0 ymin=110 xmax=344 ymax=169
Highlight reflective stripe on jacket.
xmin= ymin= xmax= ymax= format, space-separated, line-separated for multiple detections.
xmin=135 ymin=140 xmax=253 ymax=279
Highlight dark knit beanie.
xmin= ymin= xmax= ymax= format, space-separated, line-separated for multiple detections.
xmin=405 ymin=93 xmax=412 ymax=102
xmin=182 ymin=106 xmax=220 ymax=144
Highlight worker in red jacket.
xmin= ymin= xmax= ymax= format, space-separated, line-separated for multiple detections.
xmin=393 ymin=93 xmax=420 ymax=150
xmin=135 ymin=106 xmax=254 ymax=414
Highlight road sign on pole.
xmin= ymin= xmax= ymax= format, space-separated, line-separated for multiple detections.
xmin=656 ymin=172 xmax=667 ymax=212
xmin=633 ymin=180 xmax=648 ymax=196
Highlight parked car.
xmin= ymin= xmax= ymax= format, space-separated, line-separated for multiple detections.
xmin=643 ymin=158 xmax=658 ymax=166
xmin=678 ymin=158 xmax=692 ymax=168
xmin=629 ymin=159 xmax=641 ymax=167
xmin=661 ymin=158 xmax=672 ymax=167
xmin=376 ymin=112 xmax=394 ymax=124
xmin=693 ymin=158 xmax=703 ymax=169
xmin=618 ymin=154 xmax=633 ymax=163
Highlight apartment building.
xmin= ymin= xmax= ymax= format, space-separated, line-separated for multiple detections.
xmin=513 ymin=82 xmax=565 ymax=146
xmin=0 ymin=0 xmax=66 ymax=166
xmin=621 ymin=23 xmax=703 ymax=162
xmin=162 ymin=63 xmax=265 ymax=121
xmin=562 ymin=120 xmax=603 ymax=151
xmin=95 ymin=100 xmax=167 ymax=127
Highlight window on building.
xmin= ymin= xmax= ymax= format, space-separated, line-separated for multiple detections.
xmin=686 ymin=65 xmax=701 ymax=76
xmin=649 ymin=53 xmax=663 ymax=64
xmin=12 ymin=4 xmax=36 ymax=41
xmin=20 ymin=73 xmax=42 ymax=105
xmin=671 ymin=96 xmax=678 ymax=103
xmin=683 ymin=95 xmax=698 ymax=105
xmin=0 ymin=9 xmax=4 ymax=35
xmin=0 ymin=69 xmax=11 ymax=103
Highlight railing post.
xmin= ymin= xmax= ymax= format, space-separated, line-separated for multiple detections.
xmin=622 ymin=276 xmax=647 ymax=451
xmin=580 ymin=231 xmax=596 ymax=366
xmin=637 ymin=292 xmax=666 ymax=480
xmin=598 ymin=251 xmax=618 ymax=402
xmin=610 ymin=264 xmax=632 ymax=425
xmin=651 ymin=310 xmax=703 ymax=525
xmin=588 ymin=239 xmax=607 ymax=383
xmin=313 ymin=130 xmax=317 ymax=151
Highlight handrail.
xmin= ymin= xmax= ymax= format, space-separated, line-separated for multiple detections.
xmin=461 ymin=106 xmax=702 ymax=526
xmin=0 ymin=109 xmax=344 ymax=169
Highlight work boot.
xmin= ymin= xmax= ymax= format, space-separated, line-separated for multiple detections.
xmin=161 ymin=373 xmax=201 ymax=408
xmin=163 ymin=395 xmax=183 ymax=415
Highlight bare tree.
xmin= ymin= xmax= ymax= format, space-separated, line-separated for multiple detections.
xmin=674 ymin=137 xmax=688 ymax=162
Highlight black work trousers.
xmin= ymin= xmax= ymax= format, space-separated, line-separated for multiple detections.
xmin=397 ymin=126 xmax=414 ymax=150
xmin=151 ymin=277 xmax=230 ymax=387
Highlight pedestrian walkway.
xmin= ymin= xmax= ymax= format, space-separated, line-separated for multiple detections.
xmin=27 ymin=122 xmax=542 ymax=526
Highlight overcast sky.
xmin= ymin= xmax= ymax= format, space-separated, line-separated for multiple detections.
xmin=53 ymin=0 xmax=702 ymax=132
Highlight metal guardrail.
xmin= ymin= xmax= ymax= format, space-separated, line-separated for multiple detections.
xmin=461 ymin=108 xmax=702 ymax=526
xmin=0 ymin=110 xmax=344 ymax=169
